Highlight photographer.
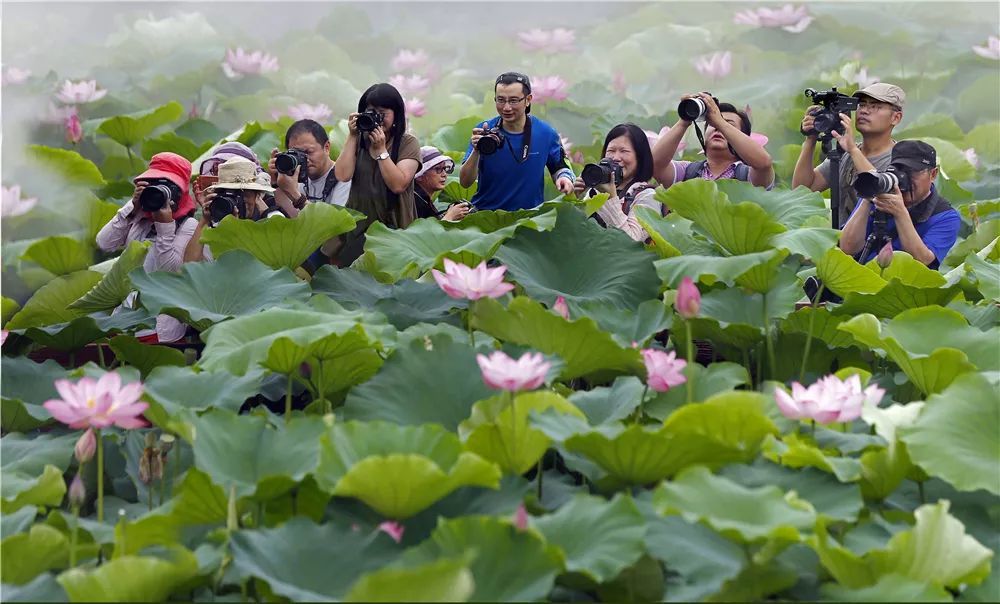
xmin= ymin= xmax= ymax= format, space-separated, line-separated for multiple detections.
xmin=95 ymin=152 xmax=197 ymax=343
xmin=651 ymin=92 xmax=774 ymax=190
xmin=184 ymin=158 xmax=284 ymax=262
xmin=839 ymin=140 xmax=960 ymax=269
xmin=269 ymin=119 xmax=351 ymax=218
xmin=414 ymin=146 xmax=472 ymax=221
xmin=458 ymin=71 xmax=575 ymax=211
xmin=573 ymin=123 xmax=657 ymax=242
xmin=792 ymin=83 xmax=905 ymax=227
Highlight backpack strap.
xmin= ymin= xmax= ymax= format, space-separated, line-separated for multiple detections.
xmin=683 ymin=160 xmax=707 ymax=182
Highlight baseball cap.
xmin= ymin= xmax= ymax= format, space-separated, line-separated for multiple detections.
xmin=891 ymin=140 xmax=937 ymax=171
xmin=415 ymin=146 xmax=454 ymax=178
xmin=853 ymin=83 xmax=906 ymax=110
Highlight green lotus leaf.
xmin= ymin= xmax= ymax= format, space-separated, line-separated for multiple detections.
xmin=815 ymin=248 xmax=887 ymax=297
xmin=569 ymin=376 xmax=644 ymax=425
xmin=634 ymin=208 xmax=719 ymax=257
xmin=189 ymin=409 xmax=327 ymax=499
xmin=28 ymin=145 xmax=106 ymax=188
xmin=129 ymin=251 xmax=311 ymax=331
xmin=943 ymin=220 xmax=1000 ymax=271
xmin=780 ymin=306 xmax=858 ymax=349
xmin=96 ymin=101 xmax=184 ymax=148
xmin=878 ymin=251 xmax=949 ymax=287
xmin=401 ymin=515 xmax=562 ymax=601
xmin=107 ymin=334 xmax=185 ymax=378
xmin=2 ymin=572 xmax=68 ymax=602
xmin=140 ymin=131 xmax=213 ymax=162
xmin=495 ymin=204 xmax=660 ymax=309
xmin=57 ymin=547 xmax=198 ymax=602
xmin=2 ymin=506 xmax=38 ymax=539
xmin=715 ymin=180 xmax=829 ymax=229
xmin=762 ymin=433 xmax=864 ymax=482
xmin=839 ymin=306 xmax=999 ymax=394
xmin=819 ymin=573 xmax=951 ymax=602
xmin=6 ymin=270 xmax=102 ymax=330
xmin=341 ymin=334 xmax=493 ymax=431
xmin=573 ymin=299 xmax=673 ymax=349
xmin=965 ymin=254 xmax=1000 ymax=302
xmin=471 ymin=296 xmax=642 ymax=381
xmin=1 ymin=524 xmax=69 ymax=585
xmin=949 ymin=299 xmax=1000 ymax=331
xmin=2 ymin=296 xmax=20 ymax=325
xmin=900 ymin=372 xmax=1000 ymax=495
xmin=315 ymin=421 xmax=501 ymax=519
xmin=922 ymin=136 xmax=976 ymax=181
xmin=721 ymin=460 xmax=863 ymax=523
xmin=164 ymin=467 xmax=228 ymax=527
xmin=142 ymin=366 xmax=260 ymax=428
xmin=459 ymin=391 xmax=585 ymax=475
xmin=645 ymin=514 xmax=745 ymax=602
xmin=771 ymin=227 xmax=841 ymax=261
xmin=2 ymin=433 xmax=75 ymax=513
xmin=263 ymin=325 xmax=382 ymax=402
xmin=20 ymin=236 xmax=94 ymax=277
xmin=531 ymin=493 xmax=646 ymax=583
xmin=199 ymin=202 xmax=358 ymax=270
xmin=16 ymin=309 xmax=154 ymax=352
xmin=345 ymin=556 xmax=474 ymax=602
xmin=655 ymin=250 xmax=783 ymax=288
xmin=1 ymin=357 xmax=66 ymax=431
xmin=1 ymin=465 xmax=65 ymax=514
xmin=69 ymin=241 xmax=149 ymax=313
xmin=645 ymin=362 xmax=751 ymax=421
xmin=653 ymin=466 xmax=816 ymax=544
xmin=436 ymin=177 xmax=478 ymax=204
xmin=833 ymin=280 xmax=962 ymax=319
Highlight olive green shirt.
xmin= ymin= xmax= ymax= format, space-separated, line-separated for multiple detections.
xmin=346 ymin=132 xmax=422 ymax=231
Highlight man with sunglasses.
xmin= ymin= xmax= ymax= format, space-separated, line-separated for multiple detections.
xmin=414 ymin=146 xmax=471 ymax=220
xmin=792 ymin=83 xmax=906 ymax=228
xmin=459 ymin=71 xmax=575 ymax=211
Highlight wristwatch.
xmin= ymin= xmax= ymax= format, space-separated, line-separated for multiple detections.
xmin=376 ymin=152 xmax=390 ymax=161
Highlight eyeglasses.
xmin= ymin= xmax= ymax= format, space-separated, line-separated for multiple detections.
xmin=495 ymin=96 xmax=525 ymax=107
xmin=430 ymin=163 xmax=454 ymax=174
xmin=858 ymin=100 xmax=898 ymax=112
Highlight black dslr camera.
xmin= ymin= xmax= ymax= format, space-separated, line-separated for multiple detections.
xmin=476 ymin=127 xmax=505 ymax=155
xmin=138 ymin=178 xmax=182 ymax=212
xmin=677 ymin=94 xmax=720 ymax=122
xmin=357 ymin=110 xmax=384 ymax=133
xmin=275 ymin=148 xmax=309 ymax=184
xmin=802 ymin=87 xmax=859 ymax=141
xmin=209 ymin=189 xmax=244 ymax=225
xmin=581 ymin=158 xmax=624 ymax=188
xmin=852 ymin=164 xmax=913 ymax=199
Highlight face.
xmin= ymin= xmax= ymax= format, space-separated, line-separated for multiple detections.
xmin=604 ymin=135 xmax=638 ymax=182
xmin=704 ymin=112 xmax=743 ymax=157
xmin=240 ymin=191 xmax=261 ymax=216
xmin=495 ymin=82 xmax=530 ymax=123
xmin=416 ymin=161 xmax=453 ymax=193
xmin=901 ymin=166 xmax=936 ymax=206
xmin=364 ymin=105 xmax=396 ymax=136
xmin=287 ymin=132 xmax=332 ymax=179
xmin=855 ymin=97 xmax=902 ymax=135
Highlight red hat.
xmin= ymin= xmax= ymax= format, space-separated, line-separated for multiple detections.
xmin=134 ymin=152 xmax=196 ymax=220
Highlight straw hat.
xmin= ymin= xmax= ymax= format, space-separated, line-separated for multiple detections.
xmin=208 ymin=157 xmax=275 ymax=192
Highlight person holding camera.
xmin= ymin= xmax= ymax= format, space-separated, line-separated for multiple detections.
xmin=332 ymin=82 xmax=421 ymax=265
xmin=573 ymin=123 xmax=657 ymax=242
xmin=459 ymin=71 xmax=575 ymax=211
xmin=414 ymin=146 xmax=472 ymax=221
xmin=839 ymin=140 xmax=959 ymax=269
xmin=184 ymin=157 xmax=284 ymax=262
xmin=792 ymin=83 xmax=905 ymax=228
xmin=651 ymin=92 xmax=774 ymax=191
xmin=269 ymin=119 xmax=351 ymax=218
xmin=95 ymin=152 xmax=197 ymax=343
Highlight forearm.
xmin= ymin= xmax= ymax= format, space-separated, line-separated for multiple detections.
xmin=334 ymin=135 xmax=359 ymax=181
xmin=377 ymin=159 xmax=412 ymax=195
xmin=650 ymin=121 xmax=689 ymax=184
xmin=894 ymin=214 xmax=935 ymax=265
xmin=792 ymin=139 xmax=819 ymax=189
xmin=847 ymin=145 xmax=876 ymax=174
xmin=273 ymin=186 xmax=302 ymax=218
xmin=839 ymin=200 xmax=870 ymax=255
xmin=459 ymin=152 xmax=479 ymax=188
xmin=183 ymin=222 xmax=207 ymax=262
xmin=597 ymin=196 xmax=648 ymax=242
xmin=716 ymin=122 xmax=772 ymax=170
xmin=95 ymin=203 xmax=135 ymax=251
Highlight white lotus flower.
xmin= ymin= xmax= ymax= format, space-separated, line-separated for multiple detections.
xmin=2 ymin=185 xmax=38 ymax=217
xmin=55 ymin=80 xmax=107 ymax=104
xmin=222 ymin=48 xmax=279 ymax=79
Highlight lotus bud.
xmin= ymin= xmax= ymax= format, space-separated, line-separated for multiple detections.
xmin=553 ymin=296 xmax=569 ymax=320
xmin=876 ymin=243 xmax=894 ymax=269
xmin=674 ymin=277 xmax=701 ymax=320
xmin=74 ymin=428 xmax=96 ymax=464
xmin=514 ymin=503 xmax=529 ymax=530
xmin=378 ymin=521 xmax=405 ymax=543
xmin=65 ymin=113 xmax=83 ymax=145
xmin=69 ymin=474 xmax=86 ymax=508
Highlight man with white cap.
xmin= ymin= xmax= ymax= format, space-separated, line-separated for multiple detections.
xmin=793 ymin=82 xmax=906 ymax=227
xmin=414 ymin=146 xmax=472 ymax=221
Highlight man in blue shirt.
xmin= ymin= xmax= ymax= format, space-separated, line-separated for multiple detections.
xmin=459 ymin=72 xmax=575 ymax=211
xmin=839 ymin=140 xmax=960 ymax=269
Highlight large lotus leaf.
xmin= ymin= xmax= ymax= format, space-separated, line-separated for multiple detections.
xmin=2 ymin=573 xmax=68 ymax=602
xmin=315 ymin=421 xmax=501 ymax=519
xmin=531 ymin=493 xmax=646 ymax=583
xmin=721 ymin=460 xmax=864 ymax=523
xmin=1 ymin=524 xmax=69 ymax=585
xmin=57 ymin=547 xmax=198 ymax=602
xmin=922 ymin=137 xmax=977 ymax=181
xmin=189 ymin=409 xmax=327 ymax=499
xmin=645 ymin=362 xmax=751 ymax=421
xmin=634 ymin=208 xmax=719 ymax=257
xmin=966 ymin=254 xmax=1000 ymax=302
xmin=839 ymin=306 xmax=999 ymax=394
xmin=715 ymin=180 xmax=829 ymax=229
xmin=108 ymin=334 xmax=185 ymax=378
xmin=770 ymin=227 xmax=841 ymax=261
xmin=6 ymin=270 xmax=102 ymax=330
xmin=1 ymin=466 xmax=65 ymax=514
xmin=655 ymin=250 xmax=783 ymax=288
xmin=654 ymin=179 xmax=786 ymax=255
xmin=344 ymin=556 xmax=475 ymax=602
xmin=342 ymin=334 xmax=495 ymax=431
xmin=459 ymin=391 xmax=585 ymax=475
xmin=401 ymin=515 xmax=562 ymax=602
xmin=471 ymin=296 xmax=642 ymax=380
xmin=661 ymin=391 xmax=778 ymax=457
xmin=1 ymin=357 xmax=65 ymax=431
xmin=267 ymin=329 xmax=383 ymax=402
xmin=948 ymin=299 xmax=1000 ymax=331
xmin=28 ymin=145 xmax=106 ymax=188
xmin=69 ymin=241 xmax=150 ymax=313
xmin=2 ymin=296 xmax=20 ymax=325
xmin=815 ymin=248 xmax=887 ymax=297
xmin=141 ymin=132 xmax=214 ymax=162
xmin=653 ymin=466 xmax=816 ymax=544
xmin=200 ymin=202 xmax=357 ymax=270
xmin=900 ymin=372 xmax=1000 ymax=495
xmin=2 ymin=434 xmax=75 ymax=509
xmin=780 ymin=306 xmax=858 ymax=349
xmin=96 ymin=101 xmax=184 ymax=148
xmin=16 ymin=309 xmax=154 ymax=352
xmin=819 ymin=573 xmax=951 ymax=602
xmin=164 ymin=467 xmax=228 ymax=527
xmin=569 ymin=377 xmax=644 ymax=426
xmin=440 ymin=201 xmax=567 ymax=233
xmin=142 ymin=365 xmax=260 ymax=427
xmin=645 ymin=514 xmax=745 ymax=602
xmin=878 ymin=251 xmax=949 ymax=287
xmin=228 ymin=516 xmax=401 ymax=601
xmin=762 ymin=434 xmax=864 ymax=483
xmin=495 ymin=204 xmax=660 ymax=309
xmin=20 ymin=236 xmax=94 ymax=277
xmin=833 ymin=281 xmax=962 ymax=319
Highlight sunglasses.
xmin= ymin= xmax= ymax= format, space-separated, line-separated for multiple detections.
xmin=430 ymin=163 xmax=454 ymax=174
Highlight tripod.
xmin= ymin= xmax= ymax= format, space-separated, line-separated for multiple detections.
xmin=823 ymin=138 xmax=844 ymax=229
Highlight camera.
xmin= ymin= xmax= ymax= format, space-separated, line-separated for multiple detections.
xmin=852 ymin=164 xmax=912 ymax=199
xmin=209 ymin=189 xmax=243 ymax=225
xmin=677 ymin=94 xmax=720 ymax=122
xmin=275 ymin=148 xmax=309 ymax=183
xmin=581 ymin=158 xmax=624 ymax=188
xmin=476 ymin=127 xmax=505 ymax=155
xmin=357 ymin=110 xmax=384 ymax=133
xmin=802 ymin=87 xmax=859 ymax=140
xmin=138 ymin=178 xmax=182 ymax=212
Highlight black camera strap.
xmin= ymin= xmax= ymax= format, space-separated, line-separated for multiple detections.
xmin=691 ymin=119 xmax=744 ymax=165
xmin=306 ymin=167 xmax=339 ymax=201
xmin=503 ymin=116 xmax=532 ymax=164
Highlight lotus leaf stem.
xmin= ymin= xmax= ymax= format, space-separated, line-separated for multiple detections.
xmin=70 ymin=506 xmax=79 ymax=567
xmin=536 ymin=459 xmax=543 ymax=500
xmin=509 ymin=390 xmax=518 ymax=475
xmin=685 ymin=321 xmax=694 ymax=404
xmin=96 ymin=342 xmax=106 ymax=368
xmin=799 ymin=284 xmax=825 ymax=382
xmin=467 ymin=300 xmax=477 ymax=350
xmin=284 ymin=373 xmax=293 ymax=422
xmin=97 ymin=430 xmax=104 ymax=522
xmin=637 ymin=384 xmax=649 ymax=424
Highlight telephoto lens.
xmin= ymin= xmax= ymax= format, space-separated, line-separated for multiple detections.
xmin=209 ymin=189 xmax=242 ymax=225
xmin=677 ymin=98 xmax=707 ymax=121
xmin=853 ymin=171 xmax=900 ymax=198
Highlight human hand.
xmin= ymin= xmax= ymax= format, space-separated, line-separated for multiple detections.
xmin=830 ymin=113 xmax=858 ymax=152
xmin=152 ymin=206 xmax=173 ymax=223
xmin=470 ymin=124 xmax=486 ymax=152
xmin=573 ymin=176 xmax=587 ymax=195
xmin=443 ymin=202 xmax=471 ymax=221
xmin=129 ymin=180 xmax=148 ymax=217
xmin=872 ymin=185 xmax=906 ymax=218
xmin=696 ymin=92 xmax=723 ymax=127
xmin=595 ymin=180 xmax=617 ymax=197
xmin=268 ymin=148 xmax=279 ymax=181
xmin=800 ymin=105 xmax=821 ymax=139
xmin=347 ymin=112 xmax=360 ymax=136
xmin=368 ymin=126 xmax=388 ymax=159
xmin=276 ymin=166 xmax=300 ymax=197
xmin=556 ymin=176 xmax=574 ymax=196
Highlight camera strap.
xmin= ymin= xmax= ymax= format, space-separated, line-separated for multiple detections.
xmin=503 ymin=116 xmax=532 ymax=164
xmin=691 ymin=120 xmax=744 ymax=164
xmin=307 ymin=168 xmax=339 ymax=201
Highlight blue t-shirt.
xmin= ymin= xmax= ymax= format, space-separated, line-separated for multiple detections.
xmin=462 ymin=115 xmax=569 ymax=211
xmin=852 ymin=201 xmax=961 ymax=268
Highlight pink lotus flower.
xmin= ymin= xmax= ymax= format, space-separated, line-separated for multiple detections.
xmin=286 ymin=103 xmax=332 ymax=123
xmin=388 ymin=74 xmax=430 ymax=97
xmin=693 ymin=51 xmax=732 ymax=79
xmin=876 ymin=242 xmax=894 ymax=269
xmin=431 ymin=258 xmax=515 ymax=300
xmin=69 ymin=474 xmax=86 ymax=508
xmin=2 ymin=66 xmax=31 ymax=86
xmin=0 ymin=330 xmax=8 ymax=345
xmin=674 ymin=277 xmax=701 ymax=320
xmin=75 ymin=428 xmax=97 ymax=464
xmin=65 ymin=113 xmax=83 ymax=144
xmin=517 ymin=28 xmax=575 ymax=53
xmin=2 ymin=185 xmax=38 ymax=218
xmin=44 ymin=102 xmax=79 ymax=125
xmin=734 ymin=4 xmax=813 ymax=33
xmin=222 ymin=48 xmax=279 ymax=79
xmin=378 ymin=521 xmax=405 ymax=543
xmin=750 ymin=132 xmax=770 ymax=148
xmin=973 ymin=36 xmax=1000 ymax=60
xmin=43 ymin=372 xmax=147 ymax=430
xmin=963 ymin=148 xmax=980 ymax=168
xmin=531 ymin=76 xmax=568 ymax=105
xmin=477 ymin=351 xmax=550 ymax=392
xmin=553 ymin=296 xmax=569 ymax=320
xmin=641 ymin=349 xmax=688 ymax=393
xmin=514 ymin=503 xmax=529 ymax=530
xmin=391 ymin=49 xmax=429 ymax=72
xmin=55 ymin=80 xmax=107 ymax=104
xmin=406 ymin=97 xmax=426 ymax=118
xmin=775 ymin=374 xmax=884 ymax=424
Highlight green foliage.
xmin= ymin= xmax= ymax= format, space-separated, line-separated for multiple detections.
xmin=69 ymin=241 xmax=149 ymax=313
xmin=97 ymin=101 xmax=185 ymax=148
